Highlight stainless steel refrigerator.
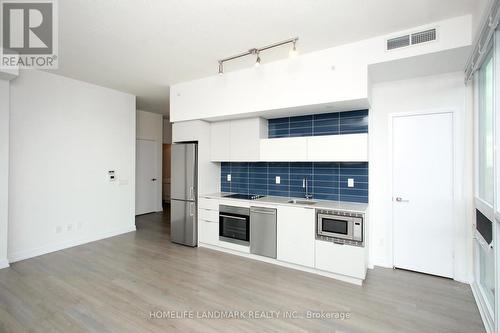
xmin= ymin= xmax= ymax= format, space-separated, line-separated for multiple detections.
xmin=170 ymin=143 xmax=198 ymax=246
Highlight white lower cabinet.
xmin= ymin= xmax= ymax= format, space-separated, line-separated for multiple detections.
xmin=199 ymin=197 xmax=219 ymax=210
xmin=198 ymin=197 xmax=219 ymax=246
xmin=315 ymin=240 xmax=367 ymax=279
xmin=198 ymin=208 xmax=219 ymax=222
xmin=199 ymin=220 xmax=219 ymax=246
xmin=277 ymin=206 xmax=315 ymax=267
xmin=199 ymin=195 xmax=368 ymax=283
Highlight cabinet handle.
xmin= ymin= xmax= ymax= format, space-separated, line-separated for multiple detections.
xmin=220 ymin=214 xmax=247 ymax=221
xmin=250 ymin=208 xmax=276 ymax=215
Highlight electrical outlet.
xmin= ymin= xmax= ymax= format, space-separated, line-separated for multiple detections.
xmin=67 ymin=224 xmax=73 ymax=232
xmin=347 ymin=178 xmax=354 ymax=188
xmin=227 ymin=174 xmax=231 ymax=182
xmin=275 ymin=176 xmax=281 ymax=184
xmin=56 ymin=226 xmax=62 ymax=234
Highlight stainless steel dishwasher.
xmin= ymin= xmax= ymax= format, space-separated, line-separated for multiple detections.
xmin=250 ymin=206 xmax=277 ymax=259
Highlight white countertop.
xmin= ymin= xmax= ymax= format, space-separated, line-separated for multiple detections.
xmin=201 ymin=192 xmax=368 ymax=213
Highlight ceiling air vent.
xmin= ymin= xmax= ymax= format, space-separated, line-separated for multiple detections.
xmin=387 ymin=35 xmax=410 ymax=50
xmin=411 ymin=29 xmax=436 ymax=45
xmin=386 ymin=28 xmax=437 ymax=51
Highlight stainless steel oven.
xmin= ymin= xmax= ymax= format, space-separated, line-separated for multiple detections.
xmin=219 ymin=205 xmax=250 ymax=246
xmin=316 ymin=209 xmax=364 ymax=246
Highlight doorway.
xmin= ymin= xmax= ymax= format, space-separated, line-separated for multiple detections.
xmin=136 ymin=139 xmax=158 ymax=215
xmin=391 ymin=111 xmax=454 ymax=278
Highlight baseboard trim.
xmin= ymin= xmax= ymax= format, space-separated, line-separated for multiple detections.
xmin=471 ymin=281 xmax=494 ymax=333
xmin=0 ymin=258 xmax=9 ymax=270
xmin=454 ymin=276 xmax=473 ymax=284
xmin=371 ymin=256 xmax=393 ymax=269
xmin=199 ymin=242 xmax=364 ymax=286
xmin=8 ymin=225 xmax=136 ymax=263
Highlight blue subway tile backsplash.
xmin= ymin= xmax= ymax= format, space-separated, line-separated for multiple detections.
xmin=268 ymin=110 xmax=368 ymax=138
xmin=221 ymin=162 xmax=368 ymax=203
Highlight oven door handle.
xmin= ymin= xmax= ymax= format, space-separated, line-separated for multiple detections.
xmin=220 ymin=214 xmax=247 ymax=221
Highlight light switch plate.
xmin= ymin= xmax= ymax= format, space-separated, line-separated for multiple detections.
xmin=275 ymin=176 xmax=281 ymax=184
xmin=347 ymin=178 xmax=354 ymax=188
xmin=227 ymin=174 xmax=231 ymax=182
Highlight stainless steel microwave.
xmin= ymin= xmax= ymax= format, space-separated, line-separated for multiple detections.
xmin=316 ymin=209 xmax=363 ymax=246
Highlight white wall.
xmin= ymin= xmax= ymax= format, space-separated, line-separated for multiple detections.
xmin=163 ymin=118 xmax=172 ymax=144
xmin=170 ymin=15 xmax=472 ymax=122
xmin=136 ymin=110 xmax=163 ymax=212
xmin=369 ymin=72 xmax=473 ymax=282
xmin=0 ymin=80 xmax=9 ymax=268
xmin=8 ymin=70 xmax=136 ymax=262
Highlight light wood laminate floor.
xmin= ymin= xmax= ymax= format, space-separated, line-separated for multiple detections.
xmin=0 ymin=208 xmax=485 ymax=333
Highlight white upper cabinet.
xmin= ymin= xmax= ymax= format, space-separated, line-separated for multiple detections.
xmin=210 ymin=121 xmax=231 ymax=161
xmin=230 ymin=118 xmax=267 ymax=161
xmin=260 ymin=137 xmax=308 ymax=162
xmin=259 ymin=134 xmax=368 ymax=162
xmin=307 ymin=134 xmax=368 ymax=162
xmin=211 ymin=117 xmax=368 ymax=162
xmin=210 ymin=118 xmax=267 ymax=162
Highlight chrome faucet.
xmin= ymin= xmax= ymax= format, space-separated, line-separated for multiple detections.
xmin=303 ymin=177 xmax=313 ymax=200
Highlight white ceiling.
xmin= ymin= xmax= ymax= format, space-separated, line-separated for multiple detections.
xmin=53 ymin=0 xmax=482 ymax=115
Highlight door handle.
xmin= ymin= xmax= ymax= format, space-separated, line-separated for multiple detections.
xmin=189 ymin=203 xmax=194 ymax=216
xmin=189 ymin=187 xmax=194 ymax=200
xmin=395 ymin=197 xmax=409 ymax=202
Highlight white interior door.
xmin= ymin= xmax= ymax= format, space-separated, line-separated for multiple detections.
xmin=136 ymin=139 xmax=158 ymax=215
xmin=392 ymin=112 xmax=454 ymax=278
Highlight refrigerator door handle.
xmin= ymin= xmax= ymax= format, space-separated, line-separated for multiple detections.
xmin=189 ymin=187 xmax=194 ymax=200
xmin=189 ymin=202 xmax=194 ymax=216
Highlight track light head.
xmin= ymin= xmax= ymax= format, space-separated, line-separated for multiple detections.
xmin=218 ymin=61 xmax=223 ymax=75
xmin=255 ymin=52 xmax=261 ymax=67
xmin=289 ymin=40 xmax=298 ymax=58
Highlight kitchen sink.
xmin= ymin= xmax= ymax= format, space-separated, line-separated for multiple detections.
xmin=287 ymin=199 xmax=317 ymax=205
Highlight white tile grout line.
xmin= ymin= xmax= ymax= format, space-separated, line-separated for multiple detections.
xmin=338 ymin=163 xmax=341 ymax=200
xmin=267 ymin=162 xmax=269 ymax=196
xmin=312 ymin=162 xmax=315 ymax=198
xmin=312 ymin=114 xmax=315 ymax=136
xmin=288 ymin=162 xmax=291 ymax=198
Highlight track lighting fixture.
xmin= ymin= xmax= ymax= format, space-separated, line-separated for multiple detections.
xmin=289 ymin=40 xmax=298 ymax=58
xmin=217 ymin=37 xmax=298 ymax=75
